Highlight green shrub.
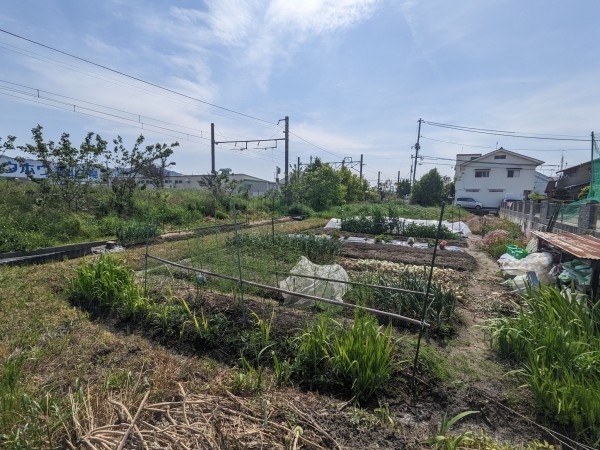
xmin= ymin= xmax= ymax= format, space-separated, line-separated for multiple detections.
xmin=287 ymin=203 xmax=314 ymax=218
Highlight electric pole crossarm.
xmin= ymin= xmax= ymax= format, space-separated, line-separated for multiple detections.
xmin=214 ymin=138 xmax=285 ymax=145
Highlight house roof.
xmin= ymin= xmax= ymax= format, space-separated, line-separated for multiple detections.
xmin=459 ymin=147 xmax=544 ymax=167
xmin=556 ymin=158 xmax=599 ymax=174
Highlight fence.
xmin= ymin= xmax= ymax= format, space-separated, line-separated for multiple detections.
xmin=499 ymin=200 xmax=600 ymax=236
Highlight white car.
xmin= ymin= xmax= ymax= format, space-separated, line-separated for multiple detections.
xmin=455 ymin=197 xmax=482 ymax=209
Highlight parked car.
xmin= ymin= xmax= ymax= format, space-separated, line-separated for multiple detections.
xmin=455 ymin=197 xmax=482 ymax=209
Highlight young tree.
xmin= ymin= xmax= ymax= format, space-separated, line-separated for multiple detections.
xmin=395 ymin=178 xmax=411 ymax=198
xmin=410 ymin=168 xmax=444 ymax=206
xmin=108 ymin=135 xmax=179 ymax=215
xmin=0 ymin=135 xmax=16 ymax=174
xmin=141 ymin=145 xmax=177 ymax=188
xmin=18 ymin=125 xmax=106 ymax=211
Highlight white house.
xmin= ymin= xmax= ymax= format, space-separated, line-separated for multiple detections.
xmin=454 ymin=148 xmax=544 ymax=208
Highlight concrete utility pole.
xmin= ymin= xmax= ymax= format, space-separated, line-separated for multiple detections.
xmin=359 ymin=154 xmax=364 ymax=182
xmin=284 ymin=116 xmax=289 ymax=184
xmin=211 ymin=123 xmax=215 ymax=174
xmin=411 ymin=118 xmax=422 ymax=186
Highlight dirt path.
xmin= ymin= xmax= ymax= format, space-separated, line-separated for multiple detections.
xmin=431 ymin=235 xmax=547 ymax=445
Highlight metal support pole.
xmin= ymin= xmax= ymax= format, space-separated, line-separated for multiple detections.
xmin=284 ymin=116 xmax=289 ymax=185
xmin=211 ymin=123 xmax=216 ymax=174
xmin=411 ymin=201 xmax=446 ymax=394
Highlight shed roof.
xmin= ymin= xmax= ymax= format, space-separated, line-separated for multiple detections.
xmin=531 ymin=231 xmax=600 ymax=260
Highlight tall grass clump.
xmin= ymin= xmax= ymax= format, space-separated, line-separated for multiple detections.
xmin=293 ymin=313 xmax=393 ymax=402
xmin=488 ymin=286 xmax=600 ymax=445
xmin=67 ymin=254 xmax=149 ymax=318
xmin=116 ymin=221 xmax=159 ymax=246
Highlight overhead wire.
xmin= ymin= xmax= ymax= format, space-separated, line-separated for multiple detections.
xmin=0 ymin=28 xmax=278 ymax=125
xmin=422 ymin=120 xmax=591 ymax=142
xmin=421 ymin=135 xmax=590 ymax=152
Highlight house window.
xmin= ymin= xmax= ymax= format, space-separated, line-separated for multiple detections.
xmin=475 ymin=170 xmax=490 ymax=178
xmin=465 ymin=189 xmax=480 ymax=192
xmin=494 ymin=154 xmax=506 ymax=159
xmin=489 ymin=189 xmax=504 ymax=192
xmin=507 ymin=169 xmax=521 ymax=178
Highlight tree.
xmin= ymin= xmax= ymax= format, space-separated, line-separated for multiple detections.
xmin=0 ymin=135 xmax=16 ymax=174
xmin=108 ymin=135 xmax=179 ymax=215
xmin=410 ymin=168 xmax=444 ymax=206
xmin=395 ymin=178 xmax=411 ymax=198
xmin=339 ymin=166 xmax=368 ymax=203
xmin=302 ymin=159 xmax=343 ymax=211
xmin=18 ymin=125 xmax=106 ymax=211
xmin=140 ymin=145 xmax=177 ymax=188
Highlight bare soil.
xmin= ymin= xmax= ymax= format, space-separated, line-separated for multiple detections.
xmin=340 ymin=241 xmax=477 ymax=272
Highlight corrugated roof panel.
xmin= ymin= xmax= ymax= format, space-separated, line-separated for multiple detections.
xmin=531 ymin=231 xmax=600 ymax=260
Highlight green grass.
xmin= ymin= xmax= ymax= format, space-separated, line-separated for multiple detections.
xmin=293 ymin=312 xmax=394 ymax=402
xmin=488 ymin=286 xmax=600 ymax=445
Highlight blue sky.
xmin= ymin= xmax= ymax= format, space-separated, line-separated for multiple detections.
xmin=1 ymin=0 xmax=598 ymax=185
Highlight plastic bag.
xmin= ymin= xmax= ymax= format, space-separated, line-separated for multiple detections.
xmin=501 ymin=252 xmax=554 ymax=284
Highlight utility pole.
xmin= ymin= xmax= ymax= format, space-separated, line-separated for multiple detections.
xmin=359 ymin=154 xmax=364 ymax=182
xmin=412 ymin=118 xmax=422 ymax=186
xmin=377 ymin=171 xmax=381 ymax=193
xmin=284 ymin=116 xmax=289 ymax=184
xmin=397 ymin=170 xmax=400 ymax=184
xmin=210 ymin=123 xmax=215 ymax=174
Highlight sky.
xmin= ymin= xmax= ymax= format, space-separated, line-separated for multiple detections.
xmin=1 ymin=0 xmax=599 ymax=186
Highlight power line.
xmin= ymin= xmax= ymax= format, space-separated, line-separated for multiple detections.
xmin=0 ymin=79 xmax=212 ymax=137
xmin=423 ymin=120 xmax=590 ymax=142
xmin=0 ymin=28 xmax=276 ymax=126
xmin=421 ymin=135 xmax=589 ymax=152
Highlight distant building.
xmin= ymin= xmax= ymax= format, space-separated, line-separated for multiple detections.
xmin=553 ymin=159 xmax=597 ymax=200
xmin=454 ymin=148 xmax=544 ymax=208
xmin=137 ymin=173 xmax=279 ymax=196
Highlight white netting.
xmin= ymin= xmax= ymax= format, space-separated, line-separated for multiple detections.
xmin=279 ymin=256 xmax=349 ymax=307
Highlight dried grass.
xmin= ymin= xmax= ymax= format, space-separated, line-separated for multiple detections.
xmin=70 ymin=383 xmax=340 ymax=449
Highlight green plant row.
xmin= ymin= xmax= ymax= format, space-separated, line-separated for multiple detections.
xmin=347 ymin=271 xmax=458 ymax=335
xmin=488 ymin=286 xmax=600 ymax=445
xmin=340 ymin=204 xmax=458 ymax=238
xmin=228 ymin=232 xmax=342 ymax=264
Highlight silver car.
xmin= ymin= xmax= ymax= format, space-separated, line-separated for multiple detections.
xmin=455 ymin=197 xmax=482 ymax=209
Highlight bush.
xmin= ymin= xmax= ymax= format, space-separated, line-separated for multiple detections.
xmin=287 ymin=203 xmax=314 ymax=218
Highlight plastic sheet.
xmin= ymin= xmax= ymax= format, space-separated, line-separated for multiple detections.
xmin=279 ymin=256 xmax=349 ymax=308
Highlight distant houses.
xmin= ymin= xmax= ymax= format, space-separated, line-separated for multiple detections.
xmin=454 ymin=148 xmax=545 ymax=208
xmin=551 ymin=159 xmax=598 ymax=200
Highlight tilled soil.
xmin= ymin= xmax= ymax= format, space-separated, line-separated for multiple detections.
xmin=340 ymin=241 xmax=477 ymax=272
